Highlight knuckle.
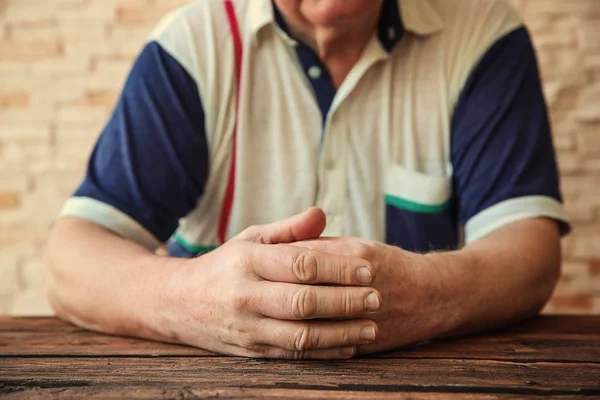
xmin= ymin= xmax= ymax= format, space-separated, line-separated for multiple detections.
xmin=356 ymin=243 xmax=371 ymax=259
xmin=260 ymin=348 xmax=280 ymax=359
xmin=340 ymin=328 xmax=350 ymax=345
xmin=235 ymin=335 xmax=255 ymax=350
xmin=292 ymin=252 xmax=318 ymax=282
xmin=250 ymin=347 xmax=275 ymax=359
xmin=269 ymin=326 xmax=294 ymax=351
xmin=230 ymin=242 xmax=251 ymax=266
xmin=239 ymin=225 xmax=269 ymax=244
xmin=246 ymin=225 xmax=260 ymax=233
xmin=237 ymin=225 xmax=257 ymax=240
xmin=362 ymin=239 xmax=377 ymax=253
xmin=293 ymin=326 xmax=315 ymax=351
xmin=234 ymin=321 xmax=262 ymax=349
xmin=234 ymin=346 xmax=257 ymax=358
xmin=330 ymin=260 xmax=344 ymax=283
xmin=232 ymin=292 xmax=254 ymax=313
xmin=254 ymin=233 xmax=269 ymax=245
xmin=342 ymin=291 xmax=355 ymax=315
xmin=291 ymin=286 xmax=317 ymax=319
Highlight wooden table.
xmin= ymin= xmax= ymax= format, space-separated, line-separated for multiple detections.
xmin=1 ymin=316 xmax=599 ymax=399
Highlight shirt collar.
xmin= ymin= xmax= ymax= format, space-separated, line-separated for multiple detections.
xmin=249 ymin=0 xmax=444 ymax=51
xmin=249 ymin=0 xmax=275 ymax=37
xmin=399 ymin=0 xmax=445 ymax=36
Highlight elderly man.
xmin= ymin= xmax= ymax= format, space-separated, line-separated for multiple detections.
xmin=46 ymin=0 xmax=569 ymax=359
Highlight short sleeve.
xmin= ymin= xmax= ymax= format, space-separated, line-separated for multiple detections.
xmin=59 ymin=41 xmax=209 ymax=249
xmin=451 ymin=27 xmax=570 ymax=243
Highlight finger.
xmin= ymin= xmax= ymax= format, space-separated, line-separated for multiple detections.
xmin=256 ymin=318 xmax=378 ymax=351
xmin=254 ymin=282 xmax=381 ymax=319
xmin=291 ymin=238 xmax=362 ymax=258
xmin=252 ymin=245 xmax=375 ymax=286
xmin=235 ymin=207 xmax=326 ymax=244
xmin=209 ymin=340 xmax=357 ymax=360
xmin=246 ymin=345 xmax=358 ymax=360
xmin=266 ymin=346 xmax=358 ymax=360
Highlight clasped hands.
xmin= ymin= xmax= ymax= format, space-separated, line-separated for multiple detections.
xmin=165 ymin=207 xmax=442 ymax=359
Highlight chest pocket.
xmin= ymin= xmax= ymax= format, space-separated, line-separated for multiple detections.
xmin=384 ymin=164 xmax=460 ymax=252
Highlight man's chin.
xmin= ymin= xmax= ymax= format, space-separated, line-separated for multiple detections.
xmin=299 ymin=0 xmax=380 ymax=27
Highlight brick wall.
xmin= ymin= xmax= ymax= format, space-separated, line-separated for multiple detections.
xmin=0 ymin=0 xmax=599 ymax=316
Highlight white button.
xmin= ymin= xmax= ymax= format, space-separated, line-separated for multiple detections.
xmin=388 ymin=27 xmax=396 ymax=40
xmin=308 ymin=66 xmax=322 ymax=80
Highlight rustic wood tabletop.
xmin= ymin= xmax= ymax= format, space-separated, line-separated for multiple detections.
xmin=1 ymin=316 xmax=599 ymax=399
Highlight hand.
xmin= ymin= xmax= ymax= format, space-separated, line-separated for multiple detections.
xmin=162 ymin=208 xmax=382 ymax=359
xmin=292 ymin=237 xmax=449 ymax=355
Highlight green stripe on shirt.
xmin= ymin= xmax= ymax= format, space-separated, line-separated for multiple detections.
xmin=175 ymin=233 xmax=218 ymax=255
xmin=384 ymin=194 xmax=450 ymax=214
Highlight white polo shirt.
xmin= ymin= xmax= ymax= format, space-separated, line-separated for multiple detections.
xmin=60 ymin=0 xmax=569 ymax=257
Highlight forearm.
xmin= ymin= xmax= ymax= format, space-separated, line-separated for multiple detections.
xmin=45 ymin=217 xmax=184 ymax=342
xmin=426 ymin=218 xmax=561 ymax=338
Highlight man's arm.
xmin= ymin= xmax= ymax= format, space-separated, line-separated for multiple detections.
xmin=292 ymin=217 xmax=560 ymax=354
xmin=46 ymin=217 xmax=182 ymax=341
xmin=428 ymin=218 xmax=560 ymax=339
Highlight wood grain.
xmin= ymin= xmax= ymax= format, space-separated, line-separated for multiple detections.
xmin=1 ymin=357 xmax=599 ymax=395
xmin=0 ymin=330 xmax=216 ymax=357
xmin=1 ymin=387 xmax=594 ymax=400
xmin=0 ymin=318 xmax=74 ymax=332
xmin=1 ymin=316 xmax=599 ymax=399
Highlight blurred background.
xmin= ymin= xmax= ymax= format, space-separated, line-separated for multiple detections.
xmin=0 ymin=0 xmax=599 ymax=316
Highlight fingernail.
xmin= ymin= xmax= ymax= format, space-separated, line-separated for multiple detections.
xmin=365 ymin=292 xmax=380 ymax=312
xmin=357 ymin=267 xmax=373 ymax=284
xmin=341 ymin=346 xmax=356 ymax=357
xmin=361 ymin=326 xmax=376 ymax=342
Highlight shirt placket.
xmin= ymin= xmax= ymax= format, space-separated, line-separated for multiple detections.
xmin=316 ymin=38 xmax=390 ymax=236
xmin=317 ymin=113 xmax=347 ymax=236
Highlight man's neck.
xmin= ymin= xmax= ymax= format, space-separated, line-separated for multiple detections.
xmin=278 ymin=4 xmax=382 ymax=89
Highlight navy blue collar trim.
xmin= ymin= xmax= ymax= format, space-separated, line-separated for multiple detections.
xmin=272 ymin=2 xmax=291 ymax=38
xmin=378 ymin=0 xmax=404 ymax=52
xmin=271 ymin=0 xmax=404 ymax=53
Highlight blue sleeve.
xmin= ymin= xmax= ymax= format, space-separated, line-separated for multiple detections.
xmin=73 ymin=41 xmax=209 ymax=242
xmin=451 ymin=27 xmax=569 ymax=238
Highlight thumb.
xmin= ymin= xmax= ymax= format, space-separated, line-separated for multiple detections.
xmin=235 ymin=207 xmax=326 ymax=244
